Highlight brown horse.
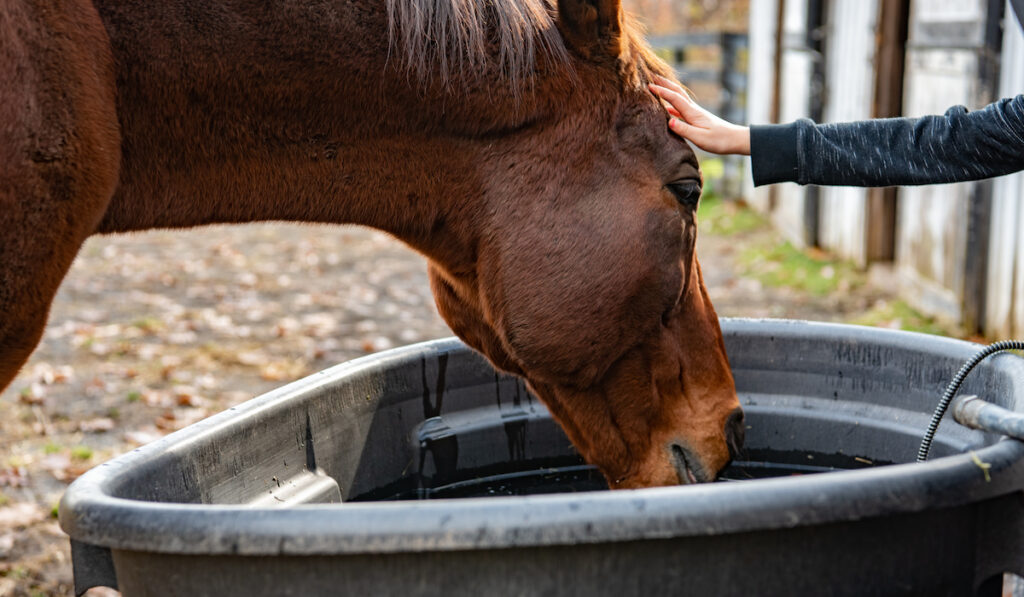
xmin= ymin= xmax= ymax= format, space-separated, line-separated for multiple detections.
xmin=0 ymin=0 xmax=742 ymax=488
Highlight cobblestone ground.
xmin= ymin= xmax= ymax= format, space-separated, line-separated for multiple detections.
xmin=0 ymin=215 xmax=924 ymax=596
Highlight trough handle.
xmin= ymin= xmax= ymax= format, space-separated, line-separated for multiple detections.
xmin=70 ymin=539 xmax=118 ymax=596
xmin=953 ymin=395 xmax=1024 ymax=440
xmin=953 ymin=396 xmax=1024 ymax=588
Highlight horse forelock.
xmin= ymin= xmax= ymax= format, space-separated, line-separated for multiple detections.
xmin=384 ymin=0 xmax=677 ymax=108
xmin=384 ymin=0 xmax=569 ymax=89
xmin=619 ymin=12 xmax=675 ymax=86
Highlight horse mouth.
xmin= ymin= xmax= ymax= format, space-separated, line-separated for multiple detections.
xmin=670 ymin=444 xmax=701 ymax=485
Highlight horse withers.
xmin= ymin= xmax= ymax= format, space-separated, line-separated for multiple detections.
xmin=0 ymin=0 xmax=743 ymax=489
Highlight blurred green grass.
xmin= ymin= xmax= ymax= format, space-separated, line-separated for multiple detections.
xmin=737 ymin=241 xmax=865 ymax=297
xmin=698 ymin=192 xmax=963 ymax=338
xmin=697 ymin=193 xmax=766 ymax=236
xmin=848 ymin=299 xmax=962 ymax=338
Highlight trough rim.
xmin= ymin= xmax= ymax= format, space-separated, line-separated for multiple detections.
xmin=59 ymin=319 xmax=1024 ymax=556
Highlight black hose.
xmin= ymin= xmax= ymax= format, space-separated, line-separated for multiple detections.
xmin=917 ymin=340 xmax=1024 ymax=462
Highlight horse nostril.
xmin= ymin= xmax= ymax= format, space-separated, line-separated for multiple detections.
xmin=724 ymin=407 xmax=745 ymax=459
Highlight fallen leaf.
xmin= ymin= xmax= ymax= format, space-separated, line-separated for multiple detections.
xmin=65 ymin=462 xmax=94 ymax=481
xmin=160 ymin=355 xmax=183 ymax=368
xmin=0 ymin=468 xmax=27 ymax=488
xmin=86 ymin=376 xmax=108 ymax=391
xmin=39 ymin=454 xmax=72 ymax=481
xmin=155 ymin=408 xmax=207 ymax=431
xmin=172 ymin=385 xmax=204 ymax=407
xmin=195 ymin=374 xmax=218 ymax=390
xmin=124 ymin=427 xmax=163 ymax=446
xmin=0 ymin=502 xmax=46 ymax=531
xmin=236 ymin=351 xmax=265 ymax=367
xmin=18 ymin=383 xmax=46 ymax=405
xmin=143 ymin=390 xmax=172 ymax=407
xmin=154 ymin=409 xmax=177 ymax=430
xmin=361 ymin=336 xmax=393 ymax=353
xmin=259 ymin=362 xmax=289 ymax=381
xmin=160 ymin=365 xmax=177 ymax=381
xmin=79 ymin=418 xmax=116 ymax=433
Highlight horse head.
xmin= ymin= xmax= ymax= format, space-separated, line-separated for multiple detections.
xmin=420 ymin=0 xmax=743 ymax=488
xmin=0 ymin=0 xmax=741 ymax=491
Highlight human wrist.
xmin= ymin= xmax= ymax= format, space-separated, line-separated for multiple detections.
xmin=730 ymin=125 xmax=751 ymax=155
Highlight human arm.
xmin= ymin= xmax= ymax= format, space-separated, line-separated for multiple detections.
xmin=650 ymin=75 xmax=1024 ymax=187
xmin=752 ymin=95 xmax=1024 ymax=187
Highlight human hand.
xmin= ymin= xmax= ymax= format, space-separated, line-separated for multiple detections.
xmin=648 ymin=75 xmax=751 ymax=156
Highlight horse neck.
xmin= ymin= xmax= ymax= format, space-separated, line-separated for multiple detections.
xmin=94 ymin=0 xmax=569 ymax=269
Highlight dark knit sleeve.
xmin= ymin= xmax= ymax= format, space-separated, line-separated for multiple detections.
xmin=750 ymin=95 xmax=1024 ymax=187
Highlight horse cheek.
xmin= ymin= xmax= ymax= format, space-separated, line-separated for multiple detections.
xmin=670 ymin=264 xmax=740 ymax=476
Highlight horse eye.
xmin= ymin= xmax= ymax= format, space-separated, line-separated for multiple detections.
xmin=666 ymin=181 xmax=702 ymax=210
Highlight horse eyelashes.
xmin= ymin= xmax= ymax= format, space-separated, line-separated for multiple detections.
xmin=666 ymin=181 xmax=701 ymax=210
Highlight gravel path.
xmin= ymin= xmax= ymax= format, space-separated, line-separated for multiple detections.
xmin=0 ymin=217 xmax=895 ymax=595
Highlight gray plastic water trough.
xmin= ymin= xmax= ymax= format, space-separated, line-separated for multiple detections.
xmin=60 ymin=319 xmax=1024 ymax=596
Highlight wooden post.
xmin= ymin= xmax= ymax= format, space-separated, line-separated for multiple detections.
xmin=865 ymin=0 xmax=911 ymax=263
xmin=802 ymin=0 xmax=825 ymax=248
xmin=768 ymin=0 xmax=786 ymax=212
xmin=962 ymin=0 xmax=1006 ymax=332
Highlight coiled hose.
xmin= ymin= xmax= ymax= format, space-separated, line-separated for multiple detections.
xmin=917 ymin=340 xmax=1024 ymax=462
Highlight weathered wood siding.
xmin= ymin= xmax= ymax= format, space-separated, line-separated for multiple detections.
xmin=743 ymin=0 xmax=780 ymax=212
xmin=744 ymin=0 xmax=1021 ymax=335
xmin=772 ymin=0 xmax=821 ymax=247
xmin=896 ymin=0 xmax=999 ymax=326
xmin=984 ymin=1 xmax=1024 ymax=337
xmin=817 ymin=0 xmax=878 ymax=265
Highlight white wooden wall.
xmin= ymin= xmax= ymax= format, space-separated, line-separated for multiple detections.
xmin=984 ymin=2 xmax=1024 ymax=338
xmin=817 ymin=0 xmax=878 ymax=265
xmin=772 ymin=0 xmax=817 ymax=246
xmin=744 ymin=0 xmax=779 ymax=212
xmin=896 ymin=0 xmax=991 ymax=323
xmin=742 ymin=0 xmax=1023 ymax=335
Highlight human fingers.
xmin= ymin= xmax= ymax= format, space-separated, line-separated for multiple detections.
xmin=667 ymin=117 xmax=712 ymax=148
xmin=673 ymin=116 xmax=751 ymax=155
xmin=649 ymin=84 xmax=706 ymax=124
xmin=648 ymin=83 xmax=695 ymax=115
xmin=668 ymin=117 xmax=695 ymax=137
xmin=648 ymin=82 xmax=692 ymax=106
xmin=652 ymin=74 xmax=690 ymax=98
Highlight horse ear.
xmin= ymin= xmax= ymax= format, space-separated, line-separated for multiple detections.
xmin=556 ymin=0 xmax=624 ymax=59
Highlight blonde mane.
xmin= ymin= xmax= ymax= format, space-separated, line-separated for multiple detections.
xmin=385 ymin=0 xmax=674 ymax=94
xmin=384 ymin=0 xmax=570 ymax=87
